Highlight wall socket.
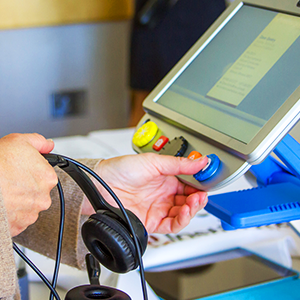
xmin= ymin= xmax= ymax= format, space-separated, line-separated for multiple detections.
xmin=51 ymin=90 xmax=87 ymax=118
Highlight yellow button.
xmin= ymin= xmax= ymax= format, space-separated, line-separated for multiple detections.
xmin=132 ymin=121 xmax=158 ymax=147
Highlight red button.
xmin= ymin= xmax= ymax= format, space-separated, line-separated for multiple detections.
xmin=153 ymin=136 xmax=169 ymax=151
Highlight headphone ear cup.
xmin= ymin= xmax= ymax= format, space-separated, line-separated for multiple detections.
xmin=65 ymin=285 xmax=131 ymax=300
xmin=82 ymin=213 xmax=139 ymax=273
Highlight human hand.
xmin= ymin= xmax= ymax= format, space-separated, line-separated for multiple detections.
xmin=83 ymin=153 xmax=208 ymax=234
xmin=0 ymin=133 xmax=58 ymax=237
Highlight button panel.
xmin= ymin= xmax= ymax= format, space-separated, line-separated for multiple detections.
xmin=131 ymin=115 xmax=251 ymax=191
xmin=132 ymin=120 xmax=223 ymax=185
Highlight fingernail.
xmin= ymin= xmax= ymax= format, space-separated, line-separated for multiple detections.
xmin=47 ymin=139 xmax=54 ymax=142
xmin=187 ymin=155 xmax=206 ymax=162
xmin=194 ymin=155 xmax=207 ymax=162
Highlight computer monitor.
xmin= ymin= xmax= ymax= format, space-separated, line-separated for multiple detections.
xmin=132 ymin=0 xmax=300 ymax=191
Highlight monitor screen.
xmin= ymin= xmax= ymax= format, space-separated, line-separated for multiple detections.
xmin=155 ymin=4 xmax=300 ymax=144
xmin=145 ymin=248 xmax=298 ymax=300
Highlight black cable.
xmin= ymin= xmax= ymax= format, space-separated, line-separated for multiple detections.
xmin=13 ymin=180 xmax=65 ymax=300
xmin=50 ymin=179 xmax=65 ymax=300
xmin=13 ymin=243 xmax=61 ymax=300
xmin=61 ymin=156 xmax=149 ymax=300
xmin=13 ymin=154 xmax=148 ymax=300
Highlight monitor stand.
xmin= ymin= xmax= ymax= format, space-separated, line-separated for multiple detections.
xmin=205 ymin=134 xmax=300 ymax=230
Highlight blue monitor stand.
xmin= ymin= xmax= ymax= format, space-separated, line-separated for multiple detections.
xmin=205 ymin=134 xmax=300 ymax=230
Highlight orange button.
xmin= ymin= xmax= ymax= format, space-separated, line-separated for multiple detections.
xmin=153 ymin=136 xmax=169 ymax=151
xmin=188 ymin=151 xmax=202 ymax=160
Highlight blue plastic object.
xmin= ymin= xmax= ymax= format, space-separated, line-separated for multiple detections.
xmin=206 ymin=182 xmax=300 ymax=229
xmin=205 ymin=134 xmax=300 ymax=230
xmin=250 ymin=155 xmax=292 ymax=186
xmin=273 ymin=134 xmax=300 ymax=180
xmin=193 ymin=154 xmax=220 ymax=181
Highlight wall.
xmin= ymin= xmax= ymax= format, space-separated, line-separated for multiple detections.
xmin=0 ymin=21 xmax=131 ymax=138
xmin=0 ymin=0 xmax=133 ymax=29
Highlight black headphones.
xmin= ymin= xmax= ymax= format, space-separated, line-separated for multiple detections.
xmin=41 ymin=154 xmax=149 ymax=300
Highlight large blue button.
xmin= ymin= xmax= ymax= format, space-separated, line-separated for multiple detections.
xmin=193 ymin=154 xmax=220 ymax=181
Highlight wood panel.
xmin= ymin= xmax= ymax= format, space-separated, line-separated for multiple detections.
xmin=0 ymin=0 xmax=134 ymax=30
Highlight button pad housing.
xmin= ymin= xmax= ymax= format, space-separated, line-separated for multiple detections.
xmin=132 ymin=114 xmax=250 ymax=191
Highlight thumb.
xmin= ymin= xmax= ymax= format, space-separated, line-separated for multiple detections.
xmin=23 ymin=133 xmax=55 ymax=154
xmin=148 ymin=153 xmax=208 ymax=176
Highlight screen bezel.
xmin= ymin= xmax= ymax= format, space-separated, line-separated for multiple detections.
xmin=142 ymin=0 xmax=300 ymax=163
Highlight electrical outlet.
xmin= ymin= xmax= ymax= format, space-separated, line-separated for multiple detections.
xmin=51 ymin=90 xmax=87 ymax=118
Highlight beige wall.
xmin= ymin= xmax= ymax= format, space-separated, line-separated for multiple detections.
xmin=0 ymin=0 xmax=134 ymax=29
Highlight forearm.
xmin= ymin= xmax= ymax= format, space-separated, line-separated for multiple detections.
xmin=0 ymin=190 xmax=17 ymax=298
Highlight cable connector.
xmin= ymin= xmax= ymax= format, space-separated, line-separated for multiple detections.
xmin=43 ymin=154 xmax=69 ymax=168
